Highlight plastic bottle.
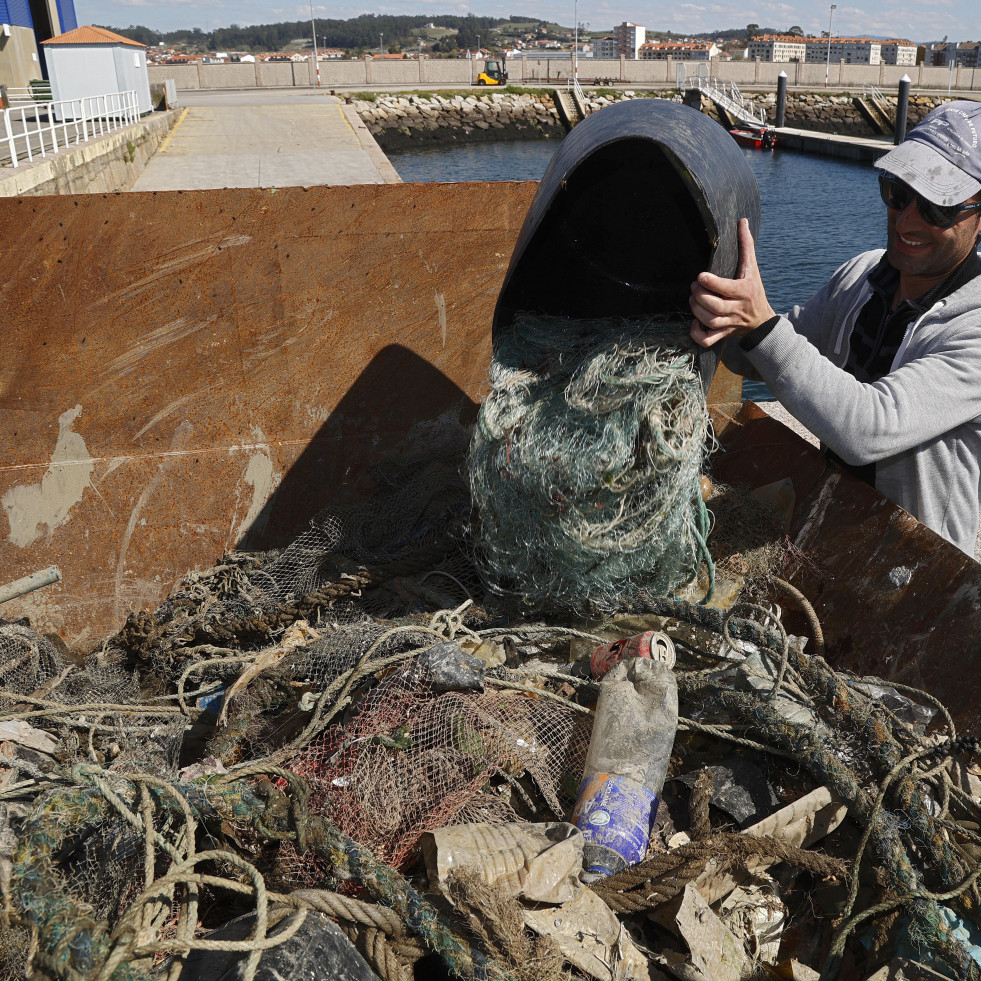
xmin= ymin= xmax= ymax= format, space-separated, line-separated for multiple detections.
xmin=572 ymin=656 xmax=678 ymax=882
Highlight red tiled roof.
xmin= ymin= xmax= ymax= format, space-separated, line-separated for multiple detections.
xmin=43 ymin=25 xmax=144 ymax=47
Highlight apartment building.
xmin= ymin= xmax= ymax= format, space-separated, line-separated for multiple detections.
xmin=613 ymin=22 xmax=645 ymax=59
xmin=747 ymin=35 xmax=806 ymax=63
xmin=639 ymin=42 xmax=720 ymax=61
xmin=878 ymin=40 xmax=917 ymax=66
xmin=804 ymin=37 xmax=881 ymax=65
xmin=747 ymin=33 xmax=917 ymax=66
xmin=592 ymin=35 xmax=618 ymax=59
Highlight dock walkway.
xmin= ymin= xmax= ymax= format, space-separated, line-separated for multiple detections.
xmin=131 ymin=89 xmax=399 ymax=191
xmin=774 ymin=127 xmax=894 ymax=161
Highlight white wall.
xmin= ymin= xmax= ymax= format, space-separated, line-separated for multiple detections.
xmin=48 ymin=44 xmax=118 ymax=102
xmin=112 ymin=45 xmax=152 ymax=113
xmin=47 ymin=43 xmax=151 ymax=114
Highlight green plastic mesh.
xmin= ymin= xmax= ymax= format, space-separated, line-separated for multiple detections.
xmin=469 ymin=314 xmax=713 ymax=614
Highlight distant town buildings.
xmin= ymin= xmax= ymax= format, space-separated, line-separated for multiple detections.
xmin=927 ymin=41 xmax=980 ymax=67
xmin=747 ymin=34 xmax=916 ymax=66
xmin=613 ymin=22 xmax=645 ymax=59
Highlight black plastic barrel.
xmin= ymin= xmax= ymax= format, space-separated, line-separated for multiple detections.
xmin=493 ymin=98 xmax=761 ymax=390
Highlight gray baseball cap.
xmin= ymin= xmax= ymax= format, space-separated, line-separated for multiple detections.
xmin=876 ymin=100 xmax=981 ymax=206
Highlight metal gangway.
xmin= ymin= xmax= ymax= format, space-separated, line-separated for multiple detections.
xmin=677 ymin=65 xmax=767 ymax=129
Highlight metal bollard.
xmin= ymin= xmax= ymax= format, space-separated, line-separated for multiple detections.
xmin=776 ymin=71 xmax=787 ymax=129
xmin=894 ymin=75 xmax=911 ymax=145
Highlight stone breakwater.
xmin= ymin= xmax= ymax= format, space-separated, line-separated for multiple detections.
xmin=354 ymin=93 xmax=565 ymax=151
xmin=358 ymin=90 xmax=954 ymax=151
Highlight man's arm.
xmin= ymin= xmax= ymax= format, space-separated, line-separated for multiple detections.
xmin=689 ymin=222 xmax=981 ymax=464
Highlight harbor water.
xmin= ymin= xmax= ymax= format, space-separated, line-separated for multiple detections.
xmin=391 ymin=139 xmax=886 ymax=401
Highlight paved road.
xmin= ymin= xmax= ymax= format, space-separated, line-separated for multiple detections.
xmin=131 ymin=91 xmax=399 ymax=191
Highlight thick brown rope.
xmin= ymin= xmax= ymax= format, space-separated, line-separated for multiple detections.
xmin=338 ymin=924 xmax=421 ymax=981
xmin=591 ymin=831 xmax=847 ymax=914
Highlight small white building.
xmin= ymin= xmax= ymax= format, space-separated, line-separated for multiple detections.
xmin=42 ymin=25 xmax=152 ymax=114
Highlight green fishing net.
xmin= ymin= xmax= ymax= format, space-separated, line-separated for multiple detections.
xmin=469 ymin=314 xmax=714 ymax=613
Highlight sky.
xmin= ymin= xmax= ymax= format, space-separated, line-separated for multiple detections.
xmin=76 ymin=0 xmax=979 ymax=45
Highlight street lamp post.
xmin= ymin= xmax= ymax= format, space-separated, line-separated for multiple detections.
xmin=309 ymin=0 xmax=320 ymax=87
xmin=824 ymin=4 xmax=836 ymax=89
xmin=379 ymin=33 xmax=383 ymax=55
xmin=573 ymin=0 xmax=578 ymax=88
xmin=477 ymin=34 xmax=480 ymax=59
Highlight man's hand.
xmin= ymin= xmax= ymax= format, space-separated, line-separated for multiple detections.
xmin=689 ymin=218 xmax=776 ymax=349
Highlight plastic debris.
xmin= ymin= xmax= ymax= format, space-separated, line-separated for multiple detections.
xmin=422 ymin=821 xmax=584 ymax=904
xmin=573 ymin=657 xmax=678 ymax=880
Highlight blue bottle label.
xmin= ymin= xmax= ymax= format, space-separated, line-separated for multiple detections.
xmin=572 ymin=773 xmax=659 ymax=866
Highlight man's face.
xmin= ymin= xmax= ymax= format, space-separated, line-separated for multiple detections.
xmin=887 ymin=191 xmax=981 ymax=284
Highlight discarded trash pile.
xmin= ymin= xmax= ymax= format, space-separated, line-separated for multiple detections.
xmin=3 ymin=448 xmax=981 ymax=981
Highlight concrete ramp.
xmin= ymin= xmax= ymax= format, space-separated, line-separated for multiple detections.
xmin=132 ymin=98 xmax=399 ymax=190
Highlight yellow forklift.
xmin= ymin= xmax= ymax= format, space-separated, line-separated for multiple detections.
xmin=475 ymin=54 xmax=508 ymax=86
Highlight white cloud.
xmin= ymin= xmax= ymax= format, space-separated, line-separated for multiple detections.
xmin=76 ymin=0 xmax=979 ymax=41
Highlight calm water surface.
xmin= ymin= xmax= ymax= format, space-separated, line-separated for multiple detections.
xmin=391 ymin=139 xmax=887 ymax=399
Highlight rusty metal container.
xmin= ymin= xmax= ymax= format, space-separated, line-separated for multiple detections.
xmin=1 ymin=182 xmax=978 ymax=734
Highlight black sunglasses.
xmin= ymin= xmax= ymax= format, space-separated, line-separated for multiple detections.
xmin=878 ymin=174 xmax=981 ymax=229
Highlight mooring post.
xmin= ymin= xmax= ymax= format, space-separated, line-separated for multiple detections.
xmin=776 ymin=71 xmax=787 ymax=129
xmin=895 ymin=74 xmax=911 ymax=145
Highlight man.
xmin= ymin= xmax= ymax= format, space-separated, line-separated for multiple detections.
xmin=690 ymin=100 xmax=981 ymax=556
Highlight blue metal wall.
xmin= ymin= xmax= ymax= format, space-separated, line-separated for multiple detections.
xmin=0 ymin=0 xmax=34 ymax=29
xmin=54 ymin=0 xmax=76 ymax=32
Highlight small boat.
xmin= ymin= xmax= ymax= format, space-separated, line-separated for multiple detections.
xmin=729 ymin=126 xmax=777 ymax=150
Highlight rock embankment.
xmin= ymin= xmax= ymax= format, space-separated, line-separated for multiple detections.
xmin=354 ymin=93 xmax=564 ymax=151
xmin=781 ymin=93 xmax=945 ymax=135
xmin=359 ymin=90 xmax=955 ymax=150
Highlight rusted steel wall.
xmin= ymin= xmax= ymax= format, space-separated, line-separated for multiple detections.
xmin=5 ymin=185 xmax=976 ymax=736
xmin=712 ymin=403 xmax=981 ymax=736
xmin=0 ymin=183 xmax=538 ymax=646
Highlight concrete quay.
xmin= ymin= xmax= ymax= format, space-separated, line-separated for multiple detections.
xmin=131 ymin=89 xmax=399 ymax=191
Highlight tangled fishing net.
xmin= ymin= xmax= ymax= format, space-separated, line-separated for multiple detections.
xmin=469 ymin=315 xmax=714 ymax=613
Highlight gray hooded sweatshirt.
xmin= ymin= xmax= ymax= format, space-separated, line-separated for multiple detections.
xmin=720 ymin=248 xmax=981 ymax=556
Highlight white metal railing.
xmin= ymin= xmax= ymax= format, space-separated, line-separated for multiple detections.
xmin=4 ymin=82 xmax=52 ymax=105
xmin=679 ymin=71 xmax=767 ymax=128
xmin=2 ymin=89 xmax=139 ymax=169
xmin=862 ymin=82 xmax=886 ymax=104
